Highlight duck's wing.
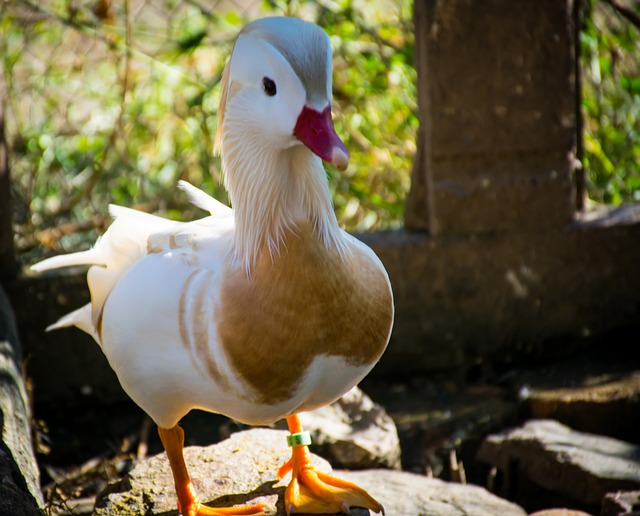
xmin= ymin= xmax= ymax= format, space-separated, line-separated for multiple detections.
xmin=32 ymin=183 xmax=233 ymax=341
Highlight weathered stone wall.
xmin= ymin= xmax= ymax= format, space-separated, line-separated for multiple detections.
xmin=360 ymin=211 xmax=640 ymax=374
xmin=389 ymin=0 xmax=640 ymax=374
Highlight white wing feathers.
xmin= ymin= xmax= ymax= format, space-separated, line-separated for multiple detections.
xmin=31 ymin=182 xmax=230 ymax=339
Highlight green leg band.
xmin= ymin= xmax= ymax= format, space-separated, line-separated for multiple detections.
xmin=286 ymin=431 xmax=312 ymax=447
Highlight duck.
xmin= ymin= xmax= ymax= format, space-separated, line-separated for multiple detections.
xmin=33 ymin=16 xmax=394 ymax=516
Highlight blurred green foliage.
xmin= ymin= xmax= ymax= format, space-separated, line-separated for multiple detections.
xmin=3 ymin=0 xmax=639 ymax=265
xmin=581 ymin=0 xmax=640 ymax=204
xmin=2 ymin=0 xmax=416 ymax=264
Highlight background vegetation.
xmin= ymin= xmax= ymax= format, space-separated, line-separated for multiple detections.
xmin=1 ymin=0 xmax=639 ymax=265
xmin=2 ymin=0 xmax=416 ymax=266
xmin=581 ymin=0 xmax=640 ymax=206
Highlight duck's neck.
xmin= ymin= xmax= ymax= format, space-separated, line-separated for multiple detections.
xmin=221 ymin=138 xmax=348 ymax=273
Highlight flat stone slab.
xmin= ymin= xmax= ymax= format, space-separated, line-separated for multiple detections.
xmin=337 ymin=470 xmax=526 ymax=516
xmin=526 ymin=369 xmax=640 ymax=444
xmin=477 ymin=419 xmax=640 ymax=511
xmin=95 ymin=428 xmax=526 ymax=515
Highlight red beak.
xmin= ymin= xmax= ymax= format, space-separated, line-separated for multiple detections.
xmin=294 ymin=106 xmax=349 ymax=171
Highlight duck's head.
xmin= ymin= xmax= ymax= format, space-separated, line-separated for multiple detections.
xmin=215 ymin=17 xmax=349 ymax=172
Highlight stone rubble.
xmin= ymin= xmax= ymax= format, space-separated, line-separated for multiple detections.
xmin=94 ymin=428 xmax=527 ymax=516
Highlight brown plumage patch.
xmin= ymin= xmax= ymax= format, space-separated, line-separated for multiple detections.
xmin=179 ymin=270 xmax=230 ymax=390
xmin=216 ymin=224 xmax=393 ymax=404
xmin=178 ymin=271 xmax=199 ymax=352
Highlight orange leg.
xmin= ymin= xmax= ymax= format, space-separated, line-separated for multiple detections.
xmin=277 ymin=415 xmax=384 ymax=515
xmin=158 ymin=425 xmax=267 ymax=516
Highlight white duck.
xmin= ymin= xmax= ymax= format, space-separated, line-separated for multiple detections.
xmin=33 ymin=16 xmax=393 ymax=516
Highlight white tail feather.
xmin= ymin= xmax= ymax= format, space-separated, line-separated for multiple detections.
xmin=31 ymin=249 xmax=105 ymax=273
xmin=33 ymin=204 xmax=180 ymax=340
xmin=178 ymin=180 xmax=231 ymax=217
xmin=108 ymin=204 xmax=165 ymax=222
xmin=46 ymin=304 xmax=96 ymax=338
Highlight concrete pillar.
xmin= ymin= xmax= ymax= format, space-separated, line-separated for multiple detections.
xmin=408 ymin=0 xmax=577 ymax=235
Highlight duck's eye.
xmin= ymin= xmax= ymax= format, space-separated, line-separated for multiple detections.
xmin=262 ymin=77 xmax=277 ymax=97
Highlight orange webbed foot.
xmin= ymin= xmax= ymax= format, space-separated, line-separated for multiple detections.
xmin=278 ymin=460 xmax=383 ymax=515
xmin=158 ymin=425 xmax=268 ymax=516
xmin=181 ymin=499 xmax=268 ymax=516
xmin=278 ymin=416 xmax=384 ymax=515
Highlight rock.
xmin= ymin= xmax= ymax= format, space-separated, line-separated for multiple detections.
xmin=95 ymin=428 xmax=526 ymax=515
xmin=0 ymin=285 xmax=43 ymax=515
xmin=338 ymin=470 xmax=526 ymax=516
xmin=362 ymin=375 xmax=520 ymax=476
xmin=477 ymin=419 xmax=640 ymax=513
xmin=279 ymin=387 xmax=402 ymax=470
xmin=221 ymin=387 xmax=402 ymax=470
xmin=524 ymin=369 xmax=640 ymax=444
xmin=601 ymin=490 xmax=640 ymax=516
xmin=94 ymin=429 xmax=307 ymax=516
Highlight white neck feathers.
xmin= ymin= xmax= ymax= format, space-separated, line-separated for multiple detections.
xmin=220 ymin=121 xmax=348 ymax=273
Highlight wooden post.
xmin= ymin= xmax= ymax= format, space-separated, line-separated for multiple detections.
xmin=0 ymin=87 xmax=18 ymax=282
xmin=0 ymin=286 xmax=44 ymax=511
